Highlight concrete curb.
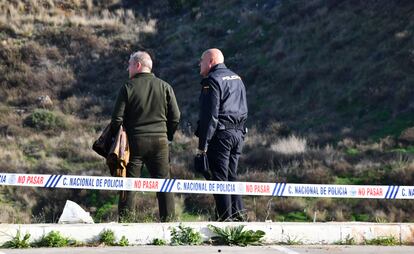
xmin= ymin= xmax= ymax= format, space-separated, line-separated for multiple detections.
xmin=1 ymin=222 xmax=413 ymax=245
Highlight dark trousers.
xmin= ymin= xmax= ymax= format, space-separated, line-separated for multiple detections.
xmin=207 ymin=129 xmax=245 ymax=221
xmin=118 ymin=135 xmax=175 ymax=222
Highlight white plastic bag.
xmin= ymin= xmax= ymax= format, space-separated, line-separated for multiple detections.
xmin=58 ymin=200 xmax=94 ymax=224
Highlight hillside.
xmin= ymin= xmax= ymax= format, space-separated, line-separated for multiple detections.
xmin=0 ymin=0 xmax=414 ymax=223
xmin=154 ymin=0 xmax=414 ymax=141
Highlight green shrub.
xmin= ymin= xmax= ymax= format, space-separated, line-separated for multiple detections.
xmin=97 ymin=230 xmax=129 ymax=246
xmin=278 ymin=235 xmax=303 ymax=245
xmin=32 ymin=231 xmax=71 ymax=247
xmin=334 ymin=234 xmax=356 ymax=245
xmin=170 ymin=224 xmax=202 ymax=245
xmin=208 ymin=225 xmax=265 ymax=247
xmin=1 ymin=229 xmax=31 ymax=249
xmin=24 ymin=109 xmax=67 ymax=131
xmin=94 ymin=203 xmax=115 ymax=222
xmin=118 ymin=236 xmax=129 ymax=246
xmin=352 ymin=213 xmax=370 ymax=222
xmin=152 ymin=238 xmax=167 ymax=245
xmin=98 ymin=229 xmax=116 ymax=246
xmin=364 ymin=236 xmax=399 ymax=246
xmin=390 ymin=146 xmax=414 ymax=154
xmin=346 ymin=148 xmax=360 ymax=156
xmin=278 ymin=211 xmax=309 ymax=222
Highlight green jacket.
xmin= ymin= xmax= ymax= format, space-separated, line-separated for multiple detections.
xmin=111 ymin=73 xmax=180 ymax=140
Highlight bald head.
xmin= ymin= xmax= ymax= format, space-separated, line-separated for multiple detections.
xmin=203 ymin=48 xmax=224 ymax=65
xmin=199 ymin=48 xmax=225 ymax=77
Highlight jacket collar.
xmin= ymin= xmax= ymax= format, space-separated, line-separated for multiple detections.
xmin=209 ymin=63 xmax=227 ymax=74
xmin=200 ymin=64 xmax=227 ymax=85
xmin=131 ymin=72 xmax=154 ymax=79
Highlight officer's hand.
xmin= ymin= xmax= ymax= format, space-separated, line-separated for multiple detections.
xmin=197 ymin=149 xmax=207 ymax=155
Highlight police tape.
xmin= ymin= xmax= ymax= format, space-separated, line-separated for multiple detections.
xmin=0 ymin=173 xmax=413 ymax=199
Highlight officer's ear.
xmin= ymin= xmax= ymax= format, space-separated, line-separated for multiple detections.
xmin=208 ymin=58 xmax=214 ymax=69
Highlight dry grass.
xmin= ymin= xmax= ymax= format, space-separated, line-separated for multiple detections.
xmin=0 ymin=106 xmax=101 ymax=174
xmin=270 ymin=135 xmax=307 ymax=155
xmin=0 ymin=0 xmax=156 ymax=38
xmin=0 ymin=141 xmax=30 ymax=172
xmin=0 ymin=202 xmax=31 ymax=223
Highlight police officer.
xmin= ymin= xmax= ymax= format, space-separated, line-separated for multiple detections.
xmin=195 ymin=48 xmax=248 ymax=221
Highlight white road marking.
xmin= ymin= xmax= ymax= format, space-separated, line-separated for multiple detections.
xmin=271 ymin=245 xmax=301 ymax=254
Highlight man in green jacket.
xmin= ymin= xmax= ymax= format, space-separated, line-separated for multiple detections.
xmin=111 ymin=50 xmax=180 ymax=222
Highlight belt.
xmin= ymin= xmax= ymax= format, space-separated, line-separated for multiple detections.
xmin=222 ymin=122 xmax=245 ymax=130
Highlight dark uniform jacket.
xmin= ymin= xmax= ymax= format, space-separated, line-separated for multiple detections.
xmin=111 ymin=72 xmax=180 ymax=141
xmin=196 ymin=63 xmax=248 ymax=151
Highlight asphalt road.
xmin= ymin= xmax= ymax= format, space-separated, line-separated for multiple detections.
xmin=1 ymin=245 xmax=414 ymax=254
